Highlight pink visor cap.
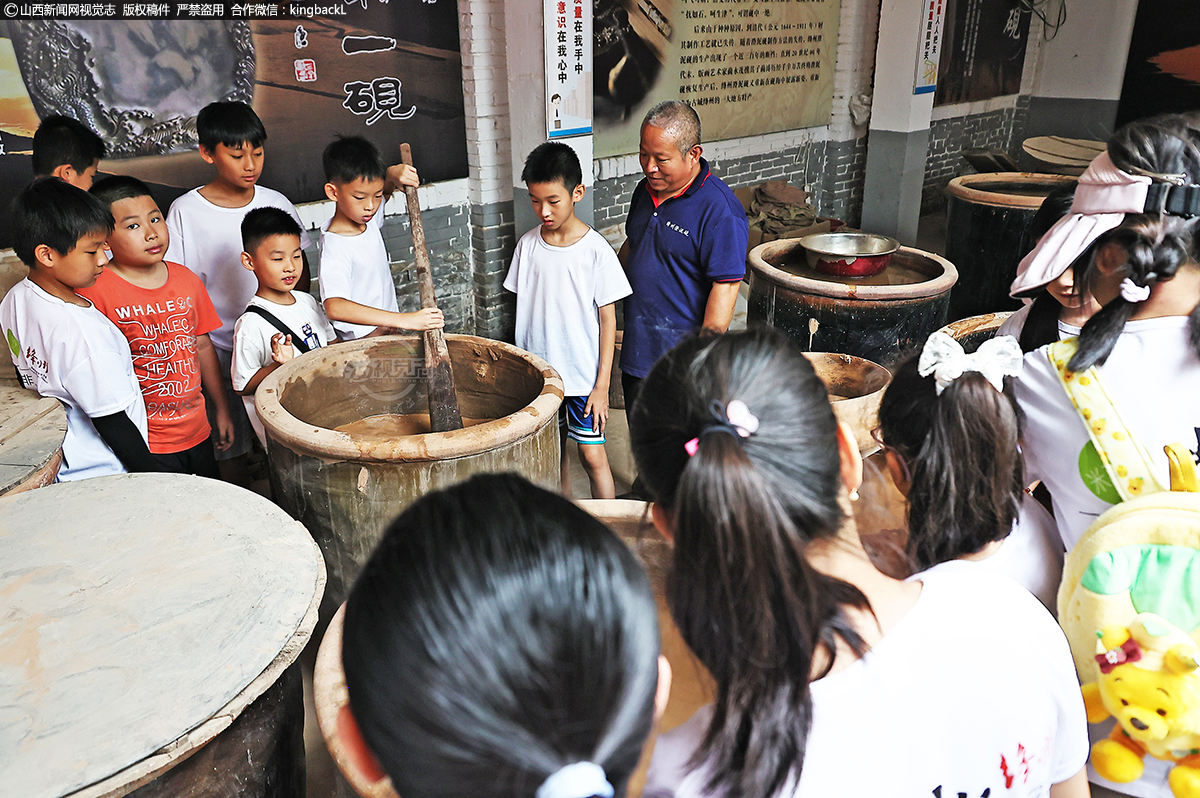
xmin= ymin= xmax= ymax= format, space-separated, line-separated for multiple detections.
xmin=1010 ymin=151 xmax=1151 ymax=298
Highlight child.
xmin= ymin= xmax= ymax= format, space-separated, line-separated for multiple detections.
xmin=1000 ymin=181 xmax=1103 ymax=350
xmin=164 ymin=101 xmax=312 ymax=473
xmin=631 ymin=329 xmax=1089 ymax=798
xmin=341 ymin=472 xmax=665 ymax=798
xmin=874 ymin=331 xmax=1064 ymax=608
xmin=31 ymin=114 xmax=106 ymax=190
xmin=503 ymin=141 xmax=631 ymax=499
xmin=232 ymin=208 xmax=336 ymax=448
xmin=318 ymin=135 xmax=443 ymax=340
xmin=79 ymin=176 xmax=233 ymax=478
xmin=1 ymin=178 xmax=158 ymax=480
xmin=1014 ymin=113 xmax=1200 ymax=798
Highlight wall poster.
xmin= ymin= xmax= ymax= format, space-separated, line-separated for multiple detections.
xmin=593 ymin=0 xmax=842 ymax=158
xmin=914 ymin=0 xmax=946 ymax=95
xmin=0 ymin=7 xmax=468 ymax=248
xmin=1115 ymin=0 xmax=1200 ymax=127
xmin=932 ymin=0 xmax=1028 ymax=107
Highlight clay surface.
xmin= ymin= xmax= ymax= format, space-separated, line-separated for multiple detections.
xmin=0 ymin=385 xmax=66 ymax=495
xmin=0 ymin=473 xmax=325 ymax=798
xmin=335 ymin=413 xmax=491 ymax=437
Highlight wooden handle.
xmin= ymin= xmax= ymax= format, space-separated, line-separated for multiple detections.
xmin=400 ymin=143 xmax=463 ymax=432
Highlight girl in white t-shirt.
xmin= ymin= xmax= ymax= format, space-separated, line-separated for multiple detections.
xmin=631 ymin=328 xmax=1089 ymax=798
xmin=998 ymin=181 xmax=1103 ymax=350
xmin=1014 ymin=114 xmax=1200 ymax=798
xmin=873 ymin=331 xmax=1067 ymax=607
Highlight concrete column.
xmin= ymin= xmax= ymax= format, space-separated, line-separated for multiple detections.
xmin=860 ymin=0 xmax=935 ymax=245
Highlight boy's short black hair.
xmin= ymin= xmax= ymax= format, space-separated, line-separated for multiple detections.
xmin=242 ymin=207 xmax=302 ymax=254
xmin=521 ymin=141 xmax=583 ymax=190
xmin=197 ymin=101 xmax=267 ymax=151
xmin=31 ymin=115 xmax=106 ymax=177
xmin=90 ymin=175 xmax=155 ymax=208
xmin=12 ymin=177 xmax=115 ymax=267
xmin=323 ymin=135 xmax=387 ymax=185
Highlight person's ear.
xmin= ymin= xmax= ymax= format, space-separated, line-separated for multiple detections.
xmin=240 ymin=251 xmax=256 ymax=273
xmin=324 ymin=182 xmax=339 ymax=203
xmin=884 ymin=449 xmax=910 ymax=497
xmin=687 ymin=144 xmax=703 ymax=163
xmin=650 ymin=501 xmax=674 ymax=543
xmin=335 ymin=704 xmax=389 ymax=785
xmin=654 ymin=655 xmax=673 ymax=722
xmin=33 ymin=244 xmax=55 ymax=270
xmin=50 ymin=164 xmax=76 ymax=183
xmin=198 ymin=144 xmax=216 ymax=165
xmin=572 ymin=183 xmax=586 ymax=203
xmin=835 ymin=421 xmax=863 ymax=498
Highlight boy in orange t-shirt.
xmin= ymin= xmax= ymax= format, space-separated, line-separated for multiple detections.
xmin=79 ymin=175 xmax=233 ymax=477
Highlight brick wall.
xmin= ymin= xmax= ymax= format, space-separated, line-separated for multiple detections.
xmin=459 ymin=0 xmax=518 ymax=341
xmin=920 ymin=100 xmax=1029 ymax=214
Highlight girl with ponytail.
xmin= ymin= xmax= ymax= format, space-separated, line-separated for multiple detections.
xmin=874 ymin=331 xmax=1065 ymax=608
xmin=341 ymin=473 xmax=667 ymax=798
xmin=1014 ymin=113 xmax=1200 ymax=553
xmin=635 ymin=328 xmax=1087 ymax=798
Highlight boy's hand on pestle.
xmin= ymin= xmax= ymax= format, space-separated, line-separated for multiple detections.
xmin=406 ymin=307 xmax=444 ymax=331
xmin=270 ymin=333 xmax=295 ymax=364
xmin=384 ymin=163 xmax=419 ymax=198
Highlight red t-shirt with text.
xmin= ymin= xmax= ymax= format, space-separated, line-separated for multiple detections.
xmin=80 ymin=263 xmax=221 ymax=453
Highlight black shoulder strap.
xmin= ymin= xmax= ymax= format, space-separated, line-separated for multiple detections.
xmin=243 ymin=305 xmax=311 ymax=354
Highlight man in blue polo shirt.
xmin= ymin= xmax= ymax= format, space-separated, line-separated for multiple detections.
xmin=619 ymin=100 xmax=749 ymax=409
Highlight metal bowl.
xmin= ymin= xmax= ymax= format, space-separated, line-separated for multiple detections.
xmin=800 ymin=232 xmax=901 ymax=278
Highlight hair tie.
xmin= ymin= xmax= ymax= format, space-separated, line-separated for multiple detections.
xmin=917 ymin=332 xmax=1023 ymax=395
xmin=536 ymin=762 xmax=614 ymax=798
xmin=684 ymin=399 xmax=759 ymax=456
xmin=1119 ymin=276 xmax=1152 ymax=303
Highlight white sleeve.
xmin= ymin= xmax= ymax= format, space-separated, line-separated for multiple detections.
xmin=231 ymin=315 xmax=272 ymax=393
xmin=164 ymin=199 xmax=188 ymax=270
xmin=1043 ymin=615 xmax=1090 ymax=783
xmin=593 ymin=241 xmax=632 ymax=307
xmin=60 ymin=346 xmax=141 ymax=418
xmin=502 ymin=246 xmax=521 ymax=294
xmin=318 ymin=238 xmax=354 ymax=304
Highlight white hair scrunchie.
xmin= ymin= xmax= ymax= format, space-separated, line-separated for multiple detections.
xmin=917 ymin=332 xmax=1023 ymax=395
xmin=1119 ymin=277 xmax=1152 ymax=303
xmin=536 ymin=762 xmax=614 ymax=798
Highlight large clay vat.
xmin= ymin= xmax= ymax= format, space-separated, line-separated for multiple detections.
xmin=257 ymin=334 xmax=563 ymax=612
xmin=936 ymin=311 xmax=1014 ymax=353
xmin=747 ymin=240 xmax=958 ymax=366
xmin=945 ymin=173 xmax=1074 ymax=320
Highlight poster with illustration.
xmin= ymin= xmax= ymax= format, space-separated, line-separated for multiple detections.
xmin=0 ymin=11 xmax=467 ymax=248
xmin=932 ymin=0 xmax=1029 ymax=106
xmin=593 ymin=0 xmax=842 ymax=158
xmin=1116 ymin=0 xmax=1200 ymax=127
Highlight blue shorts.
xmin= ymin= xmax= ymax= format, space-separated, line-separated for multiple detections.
xmin=559 ymin=396 xmax=605 ymax=444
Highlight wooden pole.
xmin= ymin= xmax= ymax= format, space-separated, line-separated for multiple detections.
xmin=400 ymin=143 xmax=463 ymax=432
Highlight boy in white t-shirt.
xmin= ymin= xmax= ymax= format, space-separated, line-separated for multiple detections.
xmin=504 ymin=142 xmax=631 ymax=499
xmin=231 ymin=208 xmax=336 ymax=448
xmin=164 ymin=101 xmax=312 ymax=477
xmin=1 ymin=177 xmax=157 ymax=480
xmin=318 ymin=135 xmax=443 ymax=340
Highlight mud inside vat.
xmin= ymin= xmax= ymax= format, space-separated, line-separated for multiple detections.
xmin=258 ymin=334 xmax=564 ymax=614
xmin=804 ymin=353 xmax=891 ymax=452
xmin=747 ymin=240 xmax=958 ymax=366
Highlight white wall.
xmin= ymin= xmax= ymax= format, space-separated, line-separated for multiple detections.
xmin=1029 ymin=0 xmax=1138 ymax=101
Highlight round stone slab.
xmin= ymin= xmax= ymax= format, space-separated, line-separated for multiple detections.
xmin=0 ymin=473 xmax=325 ymax=798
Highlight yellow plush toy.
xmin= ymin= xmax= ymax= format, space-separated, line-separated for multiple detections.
xmin=1082 ymin=615 xmax=1200 ymax=796
xmin=1059 ymin=446 xmax=1200 ymax=798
